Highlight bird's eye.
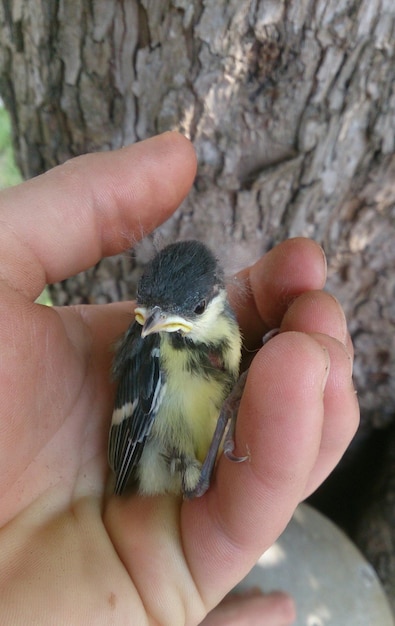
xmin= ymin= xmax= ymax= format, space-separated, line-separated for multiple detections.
xmin=194 ymin=299 xmax=206 ymax=315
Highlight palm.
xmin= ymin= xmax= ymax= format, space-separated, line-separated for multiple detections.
xmin=0 ymin=302 xmax=106 ymax=519
xmin=0 ymin=135 xmax=359 ymax=625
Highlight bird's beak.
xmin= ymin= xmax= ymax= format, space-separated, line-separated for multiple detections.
xmin=135 ymin=306 xmax=193 ymax=337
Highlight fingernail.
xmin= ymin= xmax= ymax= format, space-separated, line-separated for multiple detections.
xmin=318 ymin=243 xmax=328 ymax=276
xmin=321 ymin=345 xmax=331 ymax=392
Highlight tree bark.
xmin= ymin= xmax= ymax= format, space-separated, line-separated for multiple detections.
xmin=1 ymin=0 xmax=395 ymax=608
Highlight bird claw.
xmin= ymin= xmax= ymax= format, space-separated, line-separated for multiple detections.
xmin=224 ymin=429 xmax=249 ymax=462
xmin=224 ymin=446 xmax=249 ymax=463
xmin=262 ymin=328 xmax=280 ymax=345
xmin=183 ymin=477 xmax=210 ymax=499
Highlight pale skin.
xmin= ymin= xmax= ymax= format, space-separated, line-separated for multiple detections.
xmin=0 ymin=132 xmax=359 ymax=625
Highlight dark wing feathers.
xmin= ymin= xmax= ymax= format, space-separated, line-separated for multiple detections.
xmin=108 ymin=321 xmax=163 ymax=494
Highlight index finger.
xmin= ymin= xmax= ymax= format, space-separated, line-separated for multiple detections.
xmin=0 ymin=132 xmax=197 ymax=300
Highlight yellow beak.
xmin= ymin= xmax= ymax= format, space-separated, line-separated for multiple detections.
xmin=135 ymin=306 xmax=193 ymax=337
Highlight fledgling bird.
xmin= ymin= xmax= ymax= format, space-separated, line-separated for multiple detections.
xmin=108 ymin=239 xmax=243 ymax=498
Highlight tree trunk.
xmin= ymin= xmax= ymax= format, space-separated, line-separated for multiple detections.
xmin=1 ymin=0 xmax=395 ymax=608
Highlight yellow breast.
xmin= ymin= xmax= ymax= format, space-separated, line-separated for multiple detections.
xmin=153 ymin=317 xmax=241 ymax=463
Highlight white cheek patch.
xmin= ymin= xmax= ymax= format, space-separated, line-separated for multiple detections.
xmin=188 ymin=291 xmax=227 ymax=342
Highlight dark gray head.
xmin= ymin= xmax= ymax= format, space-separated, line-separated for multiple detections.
xmin=137 ymin=240 xmax=224 ymax=317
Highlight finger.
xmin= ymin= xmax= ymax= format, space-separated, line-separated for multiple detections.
xmin=0 ymin=132 xmax=197 ymax=300
xmin=302 ymin=333 xmax=359 ymax=497
xmin=182 ymin=332 xmax=330 ymax=606
xmin=281 ymin=290 xmax=353 ymax=355
xmin=200 ymin=590 xmax=295 ymax=626
xmin=230 ymin=238 xmax=327 ymax=350
xmin=277 ymin=290 xmax=359 ymax=492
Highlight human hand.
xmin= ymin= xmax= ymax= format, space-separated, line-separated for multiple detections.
xmin=0 ymin=132 xmax=359 ymax=625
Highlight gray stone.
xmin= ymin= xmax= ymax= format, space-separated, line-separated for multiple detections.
xmin=236 ymin=503 xmax=394 ymax=626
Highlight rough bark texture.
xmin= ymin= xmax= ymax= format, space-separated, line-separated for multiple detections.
xmin=1 ymin=0 xmax=395 ymax=609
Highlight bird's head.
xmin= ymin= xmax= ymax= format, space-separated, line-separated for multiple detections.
xmin=135 ymin=240 xmax=232 ymax=344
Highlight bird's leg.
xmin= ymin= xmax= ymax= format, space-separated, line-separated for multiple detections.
xmin=223 ymin=369 xmax=249 ymax=461
xmin=224 ymin=328 xmax=280 ymax=462
xmin=183 ymin=398 xmax=232 ymax=499
xmin=183 ymin=329 xmax=279 ymax=499
xmin=183 ymin=370 xmax=249 ymax=499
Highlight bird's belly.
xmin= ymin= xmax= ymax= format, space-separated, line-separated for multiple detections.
xmin=152 ymin=371 xmax=225 ymax=462
xmin=137 ymin=371 xmax=229 ymax=495
xmin=136 ymin=338 xmax=236 ymax=495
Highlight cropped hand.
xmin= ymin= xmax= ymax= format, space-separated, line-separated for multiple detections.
xmin=0 ymin=133 xmax=358 ymax=625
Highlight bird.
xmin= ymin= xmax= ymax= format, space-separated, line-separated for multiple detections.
xmin=108 ymin=239 xmax=244 ymax=498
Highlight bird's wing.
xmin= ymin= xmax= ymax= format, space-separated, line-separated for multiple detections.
xmin=108 ymin=321 xmax=164 ymax=494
